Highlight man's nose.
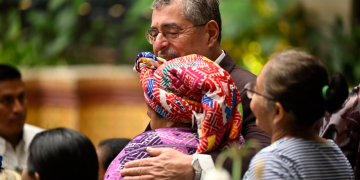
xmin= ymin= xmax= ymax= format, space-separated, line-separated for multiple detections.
xmin=13 ymin=99 xmax=24 ymax=113
xmin=153 ymin=33 xmax=169 ymax=52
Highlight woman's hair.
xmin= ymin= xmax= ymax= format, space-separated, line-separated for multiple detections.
xmin=27 ymin=128 xmax=98 ymax=180
xmin=263 ymin=49 xmax=349 ymax=127
xmin=98 ymin=138 xmax=131 ymax=169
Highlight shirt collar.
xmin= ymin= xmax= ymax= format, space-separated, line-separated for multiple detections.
xmin=22 ymin=126 xmax=33 ymax=152
xmin=0 ymin=130 xmax=27 ymax=153
xmin=0 ymin=136 xmax=6 ymax=155
xmin=214 ymin=50 xmax=225 ymax=64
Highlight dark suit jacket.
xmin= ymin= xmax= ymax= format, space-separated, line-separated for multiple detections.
xmin=145 ymin=51 xmax=271 ymax=177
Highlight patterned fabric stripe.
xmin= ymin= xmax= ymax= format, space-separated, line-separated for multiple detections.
xmin=146 ymin=78 xmax=155 ymax=100
xmin=206 ymin=135 xmax=216 ymax=152
xmin=139 ymin=62 xmax=195 ymax=123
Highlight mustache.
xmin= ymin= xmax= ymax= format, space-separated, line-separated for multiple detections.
xmin=158 ymin=49 xmax=180 ymax=59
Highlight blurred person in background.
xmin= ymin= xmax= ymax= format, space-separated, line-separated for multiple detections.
xmin=107 ymin=52 xmax=244 ymax=180
xmin=21 ymin=127 xmax=98 ymax=180
xmin=317 ymin=84 xmax=360 ymax=179
xmin=0 ymin=64 xmax=43 ymax=173
xmin=243 ymin=50 xmax=354 ymax=179
xmin=120 ymin=0 xmax=270 ymax=179
xmin=97 ymin=138 xmax=131 ymax=180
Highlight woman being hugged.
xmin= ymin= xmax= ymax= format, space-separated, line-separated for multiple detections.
xmin=243 ymin=50 xmax=354 ymax=179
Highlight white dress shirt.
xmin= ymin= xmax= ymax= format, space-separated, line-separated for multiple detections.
xmin=0 ymin=124 xmax=43 ymax=173
xmin=214 ymin=50 xmax=225 ymax=65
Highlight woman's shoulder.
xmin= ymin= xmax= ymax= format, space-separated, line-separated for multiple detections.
xmin=246 ymin=138 xmax=354 ymax=180
xmin=245 ymin=149 xmax=293 ymax=180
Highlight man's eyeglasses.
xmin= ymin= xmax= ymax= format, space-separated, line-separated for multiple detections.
xmin=244 ymin=82 xmax=274 ymax=100
xmin=145 ymin=23 xmax=207 ymax=44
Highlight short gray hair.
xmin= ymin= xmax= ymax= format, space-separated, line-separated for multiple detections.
xmin=151 ymin=0 xmax=222 ymax=43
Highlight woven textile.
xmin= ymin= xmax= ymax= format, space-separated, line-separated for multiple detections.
xmin=243 ymin=138 xmax=354 ymax=180
xmin=104 ymin=128 xmax=198 ymax=180
xmin=134 ymin=52 xmax=244 ymax=154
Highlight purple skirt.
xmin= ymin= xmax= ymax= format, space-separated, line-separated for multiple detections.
xmin=104 ymin=127 xmax=199 ymax=180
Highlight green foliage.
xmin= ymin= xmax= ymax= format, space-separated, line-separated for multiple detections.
xmin=0 ymin=0 xmax=359 ymax=86
xmin=220 ymin=0 xmax=302 ymax=75
xmin=0 ymin=0 xmax=85 ymax=66
xmin=214 ymin=139 xmax=262 ymax=180
xmin=219 ymin=0 xmax=360 ymax=87
xmin=310 ymin=20 xmax=360 ymax=87
xmin=118 ymin=0 xmax=153 ymax=63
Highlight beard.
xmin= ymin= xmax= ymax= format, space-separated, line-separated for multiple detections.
xmin=157 ymin=49 xmax=180 ymax=60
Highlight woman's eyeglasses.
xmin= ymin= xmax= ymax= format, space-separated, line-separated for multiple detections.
xmin=243 ymin=82 xmax=290 ymax=111
xmin=244 ymin=82 xmax=273 ymax=100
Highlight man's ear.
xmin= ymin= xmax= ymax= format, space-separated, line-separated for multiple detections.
xmin=166 ymin=120 xmax=176 ymax=128
xmin=205 ymin=20 xmax=219 ymax=48
xmin=35 ymin=172 xmax=40 ymax=180
xmin=273 ymin=102 xmax=286 ymax=126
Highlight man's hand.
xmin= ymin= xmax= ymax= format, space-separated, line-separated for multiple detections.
xmin=120 ymin=147 xmax=195 ymax=180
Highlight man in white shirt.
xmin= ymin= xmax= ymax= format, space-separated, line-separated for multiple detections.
xmin=0 ymin=64 xmax=43 ymax=173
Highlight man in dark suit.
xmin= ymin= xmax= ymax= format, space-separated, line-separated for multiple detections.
xmin=121 ymin=0 xmax=270 ymax=179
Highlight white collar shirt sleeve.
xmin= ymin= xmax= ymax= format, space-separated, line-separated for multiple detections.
xmin=0 ymin=124 xmax=43 ymax=173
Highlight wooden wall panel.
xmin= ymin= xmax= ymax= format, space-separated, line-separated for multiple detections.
xmin=21 ymin=65 xmax=149 ymax=146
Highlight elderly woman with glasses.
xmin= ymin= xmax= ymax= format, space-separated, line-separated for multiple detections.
xmin=243 ymin=50 xmax=354 ymax=180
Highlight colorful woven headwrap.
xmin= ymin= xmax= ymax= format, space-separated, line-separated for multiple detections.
xmin=134 ymin=52 xmax=245 ymax=154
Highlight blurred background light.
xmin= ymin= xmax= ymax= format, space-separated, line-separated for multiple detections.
xmin=109 ymin=4 xmax=124 ymax=18
xmin=78 ymin=2 xmax=92 ymax=16
xmin=278 ymin=20 xmax=290 ymax=36
xmin=248 ymin=41 xmax=262 ymax=55
xmin=19 ymin=0 xmax=31 ymax=10
xmin=243 ymin=54 xmax=263 ymax=75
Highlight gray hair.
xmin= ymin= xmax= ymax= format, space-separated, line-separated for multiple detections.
xmin=260 ymin=80 xmax=276 ymax=111
xmin=151 ymin=0 xmax=222 ymax=43
xmin=264 ymin=96 xmax=275 ymax=111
